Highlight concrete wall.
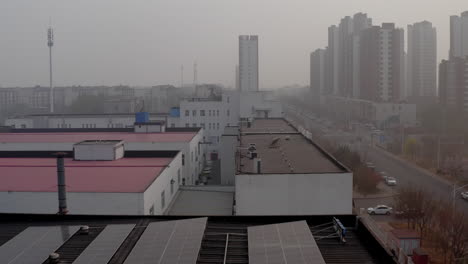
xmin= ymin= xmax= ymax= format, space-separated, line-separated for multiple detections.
xmin=0 ymin=191 xmax=142 ymax=215
xmin=220 ymin=129 xmax=239 ymax=185
xmin=143 ymin=152 xmax=182 ymax=215
xmin=235 ymin=172 xmax=353 ymax=215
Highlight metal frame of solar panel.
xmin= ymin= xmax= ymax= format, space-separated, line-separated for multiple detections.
xmin=72 ymin=224 xmax=135 ymax=264
xmin=124 ymin=217 xmax=207 ymax=264
xmin=0 ymin=226 xmax=80 ymax=264
xmin=248 ymin=221 xmax=326 ymax=264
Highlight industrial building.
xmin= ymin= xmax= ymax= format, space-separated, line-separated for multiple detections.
xmin=220 ymin=118 xmax=353 ymax=215
xmin=0 ymin=214 xmax=394 ymax=264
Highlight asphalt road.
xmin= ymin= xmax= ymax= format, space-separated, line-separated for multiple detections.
xmin=284 ymin=104 xmax=468 ymax=219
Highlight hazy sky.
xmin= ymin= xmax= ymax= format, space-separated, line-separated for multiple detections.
xmin=1 ymin=0 xmax=468 ymax=89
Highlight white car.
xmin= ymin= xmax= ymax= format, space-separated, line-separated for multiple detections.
xmin=461 ymin=191 xmax=468 ymax=200
xmin=368 ymin=205 xmax=392 ymax=215
xmin=386 ymin=177 xmax=397 ymax=186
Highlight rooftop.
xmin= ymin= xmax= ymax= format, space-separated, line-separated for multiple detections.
xmin=167 ymin=186 xmax=234 ymax=216
xmin=0 ymin=214 xmax=392 ymax=264
xmin=238 ymin=119 xmax=347 ymax=174
xmin=75 ymin=140 xmax=124 ymax=146
xmin=0 ymin=157 xmax=173 ymax=193
xmin=0 ymin=132 xmax=196 ymax=143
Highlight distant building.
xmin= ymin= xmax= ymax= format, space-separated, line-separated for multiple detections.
xmin=310 ymin=49 xmax=326 ymax=104
xmin=450 ymin=11 xmax=468 ymax=59
xmin=239 ymin=35 xmax=259 ymax=92
xmin=220 ymin=118 xmax=353 ymax=215
xmin=360 ymin=23 xmax=405 ymax=102
xmin=326 ymin=25 xmax=340 ymax=95
xmin=439 ymin=57 xmax=468 ymax=112
xmin=407 ymin=21 xmax=437 ymax=97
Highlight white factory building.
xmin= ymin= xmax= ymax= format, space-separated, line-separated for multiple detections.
xmin=5 ymin=112 xmax=180 ymax=129
xmin=0 ymin=140 xmax=184 ymax=215
xmin=0 ymin=123 xmax=205 ymax=188
xmin=180 ymin=90 xmax=283 ymax=153
xmin=221 ymin=119 xmax=353 ymax=215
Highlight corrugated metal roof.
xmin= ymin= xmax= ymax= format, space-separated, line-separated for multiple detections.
xmin=0 ymin=158 xmax=172 ymax=193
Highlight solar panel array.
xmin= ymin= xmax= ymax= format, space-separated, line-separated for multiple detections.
xmin=248 ymin=221 xmax=326 ymax=264
xmin=124 ymin=217 xmax=207 ymax=264
xmin=0 ymin=225 xmax=79 ymax=264
xmin=73 ymin=224 xmax=135 ymax=264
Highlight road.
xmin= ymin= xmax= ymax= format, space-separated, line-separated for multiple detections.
xmin=284 ymin=104 xmax=468 ymax=218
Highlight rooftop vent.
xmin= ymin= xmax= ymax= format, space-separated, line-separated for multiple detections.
xmin=73 ymin=140 xmax=124 ymax=161
xmin=269 ymin=137 xmax=281 ymax=148
xmin=134 ymin=121 xmax=166 ymax=133
xmin=48 ymin=253 xmax=60 ymax=264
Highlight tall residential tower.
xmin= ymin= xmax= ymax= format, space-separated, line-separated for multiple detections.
xmin=450 ymin=11 xmax=468 ymax=59
xmin=407 ymin=21 xmax=437 ymax=97
xmin=239 ymin=35 xmax=259 ymax=91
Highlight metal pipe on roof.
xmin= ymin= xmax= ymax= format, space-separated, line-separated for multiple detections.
xmin=55 ymin=152 xmax=68 ymax=215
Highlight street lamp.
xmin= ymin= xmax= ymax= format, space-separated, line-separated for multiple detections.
xmin=452 ymin=183 xmax=468 ymax=207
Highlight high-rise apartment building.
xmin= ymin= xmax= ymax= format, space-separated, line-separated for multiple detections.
xmin=239 ymin=35 xmax=259 ymax=92
xmin=310 ymin=49 xmax=326 ymax=104
xmin=450 ymin=11 xmax=468 ymax=59
xmin=407 ymin=21 xmax=437 ymax=97
xmin=360 ymin=23 xmax=404 ymax=102
xmin=326 ymin=26 xmax=339 ymax=95
xmin=439 ymin=57 xmax=468 ymax=112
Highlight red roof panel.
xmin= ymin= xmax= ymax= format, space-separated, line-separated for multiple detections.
xmin=0 ymin=158 xmax=172 ymax=193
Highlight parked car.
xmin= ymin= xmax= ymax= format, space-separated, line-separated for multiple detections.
xmin=461 ymin=191 xmax=468 ymax=200
xmin=386 ymin=177 xmax=397 ymax=186
xmin=367 ymin=205 xmax=392 ymax=215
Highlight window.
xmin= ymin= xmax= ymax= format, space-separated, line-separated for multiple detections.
xmin=208 ymin=110 xmax=212 ymax=116
xmin=227 ymin=96 xmax=230 ymax=103
xmin=182 ymin=154 xmax=185 ymax=166
xmin=192 ymin=123 xmax=197 ymax=127
xmin=82 ymin=124 xmax=85 ymax=128
xmin=149 ymin=204 xmax=154 ymax=215
xmin=185 ymin=123 xmax=189 ymax=128
xmin=217 ymin=110 xmax=219 ymax=116
xmin=171 ymin=123 xmax=175 ymax=127
xmin=209 ymin=123 xmax=212 ymax=130
xmin=227 ymin=110 xmax=230 ymax=116
xmin=177 ymin=169 xmax=181 ymax=184
xmin=69 ymin=124 xmax=72 ymax=128
xmin=185 ymin=110 xmax=190 ymax=116
xmin=192 ymin=110 xmax=197 ymax=116
xmin=21 ymin=124 xmax=26 ymax=128
xmin=217 ymin=123 xmax=220 ymax=130
xmin=161 ymin=191 xmax=165 ymax=210
xmin=200 ymin=110 xmax=205 ymax=116
xmin=201 ymin=123 xmax=205 ymax=129
xmin=191 ymin=151 xmax=193 ymax=162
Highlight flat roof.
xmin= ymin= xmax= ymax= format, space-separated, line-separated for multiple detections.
xmin=0 ymin=157 xmax=173 ymax=193
xmin=75 ymin=140 xmax=124 ymax=145
xmin=239 ymin=119 xmax=346 ymax=174
xmin=0 ymin=132 xmax=196 ymax=143
xmin=167 ymin=188 xmax=234 ymax=216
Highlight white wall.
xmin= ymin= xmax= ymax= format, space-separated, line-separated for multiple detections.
xmin=143 ymin=152 xmax=182 ymax=215
xmin=235 ymin=172 xmax=353 ymax=215
xmin=0 ymin=191 xmax=142 ymax=215
xmin=239 ymin=92 xmax=283 ymax=119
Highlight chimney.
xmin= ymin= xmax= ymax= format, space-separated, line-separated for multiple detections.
xmin=55 ymin=152 xmax=68 ymax=215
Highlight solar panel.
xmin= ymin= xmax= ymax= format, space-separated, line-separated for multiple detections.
xmin=0 ymin=225 xmax=79 ymax=264
xmin=124 ymin=217 xmax=207 ymax=264
xmin=73 ymin=224 xmax=135 ymax=264
xmin=248 ymin=221 xmax=326 ymax=264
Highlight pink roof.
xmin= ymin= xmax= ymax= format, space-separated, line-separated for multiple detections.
xmin=0 ymin=158 xmax=173 ymax=193
xmin=0 ymin=132 xmax=196 ymax=143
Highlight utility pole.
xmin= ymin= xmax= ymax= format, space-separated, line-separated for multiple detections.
xmin=47 ymin=26 xmax=54 ymax=113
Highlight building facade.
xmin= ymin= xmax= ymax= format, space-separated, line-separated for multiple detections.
xmin=439 ymin=57 xmax=468 ymax=112
xmin=407 ymin=21 xmax=437 ymax=97
xmin=310 ymin=49 xmax=326 ymax=104
xmin=239 ymin=35 xmax=259 ymax=92
xmin=450 ymin=11 xmax=468 ymax=59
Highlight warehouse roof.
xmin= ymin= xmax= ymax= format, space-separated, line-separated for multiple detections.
xmin=0 ymin=157 xmax=173 ymax=193
xmin=0 ymin=214 xmax=392 ymax=264
xmin=0 ymin=132 xmax=196 ymax=143
xmin=239 ymin=119 xmax=347 ymax=174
